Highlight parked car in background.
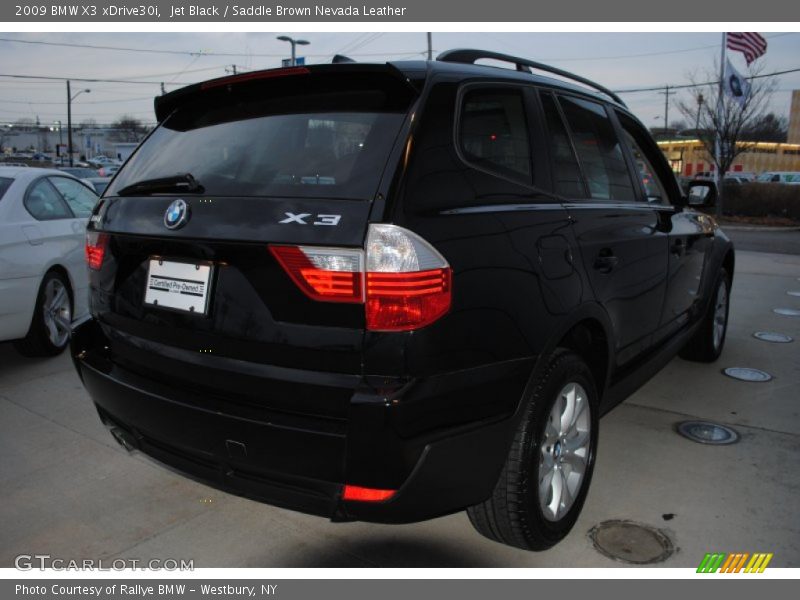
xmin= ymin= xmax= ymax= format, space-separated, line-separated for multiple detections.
xmin=57 ymin=166 xmax=101 ymax=189
xmin=0 ymin=166 xmax=99 ymax=355
xmin=723 ymin=175 xmax=750 ymax=185
xmin=86 ymin=176 xmax=112 ymax=196
xmin=89 ymin=155 xmax=117 ymax=163
xmin=72 ymin=51 xmax=734 ymax=551
xmin=756 ymin=171 xmax=800 ymax=184
xmin=98 ymin=165 xmax=121 ymax=177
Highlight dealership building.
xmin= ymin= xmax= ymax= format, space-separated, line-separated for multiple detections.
xmin=658 ymin=89 xmax=800 ymax=176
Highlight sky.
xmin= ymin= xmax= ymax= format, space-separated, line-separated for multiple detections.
xmin=0 ymin=32 xmax=799 ymax=129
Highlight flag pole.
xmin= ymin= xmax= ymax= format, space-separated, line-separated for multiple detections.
xmin=715 ymin=32 xmax=726 ymax=216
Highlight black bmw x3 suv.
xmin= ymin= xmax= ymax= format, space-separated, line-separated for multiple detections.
xmin=72 ymin=50 xmax=733 ymax=550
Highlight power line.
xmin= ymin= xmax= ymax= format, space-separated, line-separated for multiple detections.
xmin=0 ymin=72 xmax=188 ymax=86
xmin=613 ymin=66 xmax=800 ymax=94
xmin=0 ymin=96 xmax=155 ymax=105
xmin=543 ymin=33 xmax=797 ymax=63
xmin=0 ymin=35 xmax=419 ymax=59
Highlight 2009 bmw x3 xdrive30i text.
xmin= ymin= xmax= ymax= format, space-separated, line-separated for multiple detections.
xmin=71 ymin=50 xmax=733 ymax=550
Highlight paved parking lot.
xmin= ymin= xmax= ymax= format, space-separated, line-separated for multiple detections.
xmin=1 ymin=249 xmax=799 ymax=568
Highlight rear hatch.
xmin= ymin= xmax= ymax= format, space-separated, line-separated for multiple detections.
xmin=85 ymin=65 xmax=418 ymax=479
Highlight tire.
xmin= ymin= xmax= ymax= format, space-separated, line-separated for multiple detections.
xmin=467 ymin=349 xmax=599 ymax=551
xmin=679 ymin=267 xmax=731 ymax=363
xmin=13 ymin=271 xmax=73 ymax=357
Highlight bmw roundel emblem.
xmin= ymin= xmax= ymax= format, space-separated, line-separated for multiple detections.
xmin=164 ymin=199 xmax=189 ymax=230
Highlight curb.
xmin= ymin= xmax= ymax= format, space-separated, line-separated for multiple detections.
xmin=720 ymin=224 xmax=800 ymax=232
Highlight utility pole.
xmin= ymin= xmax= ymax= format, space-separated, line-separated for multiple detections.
xmin=658 ymin=85 xmax=676 ymax=137
xmin=426 ymin=32 xmax=432 ymax=60
xmin=66 ymin=80 xmax=73 ymax=167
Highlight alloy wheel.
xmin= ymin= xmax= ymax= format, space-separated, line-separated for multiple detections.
xmin=539 ymin=382 xmax=592 ymax=522
xmin=43 ymin=278 xmax=71 ymax=348
xmin=713 ymin=279 xmax=728 ymax=350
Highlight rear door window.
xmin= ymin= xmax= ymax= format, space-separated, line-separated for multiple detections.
xmin=0 ymin=177 xmax=12 ymax=201
xmin=24 ymin=179 xmax=72 ymax=220
xmin=539 ymin=92 xmax=584 ymax=197
xmin=459 ymin=87 xmax=532 ymax=184
xmin=49 ymin=176 xmax=98 ymax=218
xmin=557 ymin=95 xmax=636 ymax=201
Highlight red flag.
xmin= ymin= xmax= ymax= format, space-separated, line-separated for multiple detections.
xmin=726 ymin=32 xmax=767 ymax=65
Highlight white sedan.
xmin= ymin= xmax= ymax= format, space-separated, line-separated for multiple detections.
xmin=0 ymin=166 xmax=99 ymax=356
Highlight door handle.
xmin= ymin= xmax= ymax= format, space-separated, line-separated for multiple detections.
xmin=593 ymin=253 xmax=619 ymax=273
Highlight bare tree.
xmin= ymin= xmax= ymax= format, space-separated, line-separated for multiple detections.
xmin=78 ymin=118 xmax=98 ymax=130
xmin=677 ymin=63 xmax=776 ymax=216
xmin=741 ymin=112 xmax=788 ymax=142
xmin=12 ymin=117 xmax=36 ymax=131
xmin=109 ymin=116 xmax=149 ymax=143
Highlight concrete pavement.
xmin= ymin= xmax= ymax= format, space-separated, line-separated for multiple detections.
xmin=1 ymin=250 xmax=799 ymax=568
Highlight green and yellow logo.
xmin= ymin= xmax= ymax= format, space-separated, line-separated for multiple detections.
xmin=697 ymin=552 xmax=773 ymax=573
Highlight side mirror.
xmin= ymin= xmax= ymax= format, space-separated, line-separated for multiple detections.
xmin=685 ymin=180 xmax=717 ymax=208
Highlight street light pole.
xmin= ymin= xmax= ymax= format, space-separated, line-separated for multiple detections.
xmin=277 ymin=35 xmax=310 ymax=67
xmin=695 ymin=93 xmax=704 ymax=133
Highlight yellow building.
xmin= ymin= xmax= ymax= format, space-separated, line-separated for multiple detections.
xmin=658 ymin=89 xmax=800 ymax=176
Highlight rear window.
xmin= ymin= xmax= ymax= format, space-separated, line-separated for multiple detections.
xmin=109 ymin=91 xmax=408 ymax=200
xmin=0 ymin=177 xmax=12 ymax=200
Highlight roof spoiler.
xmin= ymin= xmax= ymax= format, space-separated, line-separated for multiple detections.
xmin=153 ymin=63 xmax=417 ymax=123
xmin=437 ymin=48 xmax=626 ymax=107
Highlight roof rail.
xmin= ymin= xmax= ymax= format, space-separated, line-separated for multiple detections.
xmin=437 ymin=49 xmax=626 ymax=107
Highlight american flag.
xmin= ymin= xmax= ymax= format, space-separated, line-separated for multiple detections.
xmin=726 ymin=33 xmax=768 ymax=65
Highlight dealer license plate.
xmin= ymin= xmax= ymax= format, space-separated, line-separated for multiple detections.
xmin=143 ymin=258 xmax=213 ymax=315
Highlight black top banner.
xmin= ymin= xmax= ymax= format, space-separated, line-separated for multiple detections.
xmin=5 ymin=0 xmax=800 ymax=21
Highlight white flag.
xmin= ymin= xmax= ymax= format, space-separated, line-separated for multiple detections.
xmin=724 ymin=59 xmax=750 ymax=107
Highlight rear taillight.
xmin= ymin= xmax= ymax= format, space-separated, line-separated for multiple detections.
xmin=342 ymin=484 xmax=396 ymax=502
xmin=270 ymin=224 xmax=452 ymax=331
xmin=364 ymin=224 xmax=451 ymax=331
xmin=269 ymin=245 xmax=363 ymax=303
xmin=85 ymin=232 xmax=108 ymax=270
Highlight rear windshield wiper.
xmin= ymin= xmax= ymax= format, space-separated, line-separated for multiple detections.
xmin=117 ymin=173 xmax=204 ymax=196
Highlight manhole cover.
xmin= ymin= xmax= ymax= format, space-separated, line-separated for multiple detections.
xmin=677 ymin=420 xmax=740 ymax=445
xmin=774 ymin=308 xmax=800 ymax=317
xmin=753 ymin=331 xmax=794 ymax=343
xmin=589 ymin=520 xmax=674 ymax=564
xmin=722 ymin=367 xmax=773 ymax=382
xmin=787 ymin=291 xmax=800 ymax=297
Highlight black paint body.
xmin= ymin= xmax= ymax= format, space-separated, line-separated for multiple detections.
xmin=71 ymin=60 xmax=733 ymax=523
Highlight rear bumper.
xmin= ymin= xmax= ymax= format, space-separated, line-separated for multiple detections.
xmin=71 ymin=317 xmax=532 ymax=523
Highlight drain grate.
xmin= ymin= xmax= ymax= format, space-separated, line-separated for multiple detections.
xmin=723 ymin=367 xmax=773 ymax=382
xmin=753 ymin=331 xmax=794 ymax=343
xmin=773 ymin=308 xmax=800 ymax=317
xmin=677 ymin=420 xmax=740 ymax=445
xmin=589 ymin=520 xmax=674 ymax=564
